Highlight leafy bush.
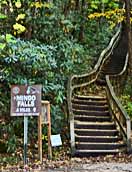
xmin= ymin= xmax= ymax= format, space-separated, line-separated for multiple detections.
xmin=0 ymin=35 xmax=92 ymax=135
xmin=0 ymin=121 xmax=17 ymax=153
xmin=120 ymin=95 xmax=132 ymax=118
xmin=0 ymin=0 xmax=117 ymax=154
xmin=120 ymin=77 xmax=132 ymax=118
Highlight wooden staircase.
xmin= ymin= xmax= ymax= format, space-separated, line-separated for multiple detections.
xmin=67 ymin=22 xmax=131 ymax=157
xmin=72 ymin=94 xmax=126 ymax=156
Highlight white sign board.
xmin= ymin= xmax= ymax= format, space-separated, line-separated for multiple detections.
xmin=50 ymin=134 xmax=62 ymax=147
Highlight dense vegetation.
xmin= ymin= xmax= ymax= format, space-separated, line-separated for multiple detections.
xmin=0 ymin=0 xmax=132 ymax=163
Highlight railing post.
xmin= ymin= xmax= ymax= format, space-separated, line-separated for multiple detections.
xmin=47 ymin=102 xmax=52 ymax=159
xmin=38 ymin=112 xmax=42 ymax=163
xmin=126 ymin=119 xmax=131 ymax=153
xmin=67 ymin=76 xmax=75 ymax=155
xmin=70 ymin=116 xmax=75 ymax=155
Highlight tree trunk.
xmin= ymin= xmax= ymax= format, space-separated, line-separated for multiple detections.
xmin=79 ymin=0 xmax=85 ymax=42
xmin=75 ymin=0 xmax=80 ymax=10
xmin=64 ymin=0 xmax=71 ymax=16
xmin=125 ymin=0 xmax=132 ymax=74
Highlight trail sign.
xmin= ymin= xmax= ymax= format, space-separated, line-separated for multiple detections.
xmin=11 ymin=85 xmax=41 ymax=116
xmin=10 ymin=84 xmax=42 ymax=166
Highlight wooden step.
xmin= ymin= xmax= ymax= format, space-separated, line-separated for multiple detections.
xmin=73 ymin=109 xmax=109 ymax=116
xmin=75 ymin=135 xmax=122 ymax=143
xmin=74 ymin=121 xmax=116 ymax=130
xmin=72 ymin=98 xmax=107 ymax=106
xmin=72 ymin=104 xmax=108 ymax=111
xmin=74 ymin=149 xmax=126 ymax=157
xmin=75 ymin=129 xmax=119 ymax=136
xmin=74 ymin=115 xmax=112 ymax=122
xmin=76 ymin=142 xmax=126 ymax=150
xmin=74 ymin=95 xmax=106 ymax=101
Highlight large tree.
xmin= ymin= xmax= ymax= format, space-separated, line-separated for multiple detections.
xmin=125 ymin=0 xmax=132 ymax=73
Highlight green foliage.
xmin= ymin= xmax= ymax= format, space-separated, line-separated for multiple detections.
xmin=0 ymin=0 xmax=120 ymax=155
xmin=88 ymin=0 xmax=119 ymax=12
xmin=0 ymin=156 xmax=18 ymax=165
xmin=0 ymin=13 xmax=7 ymax=19
xmin=0 ymin=35 xmax=91 ymax=132
xmin=120 ymin=95 xmax=132 ymax=118
xmin=123 ymin=76 xmax=132 ymax=97
xmin=0 ymin=0 xmax=118 ymax=42
xmin=0 ymin=121 xmax=17 ymax=153
xmin=120 ymin=77 xmax=132 ymax=118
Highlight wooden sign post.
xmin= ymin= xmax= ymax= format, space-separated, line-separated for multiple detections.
xmin=10 ymin=85 xmax=42 ymax=166
xmin=24 ymin=116 xmax=28 ymax=165
xmin=38 ymin=101 xmax=52 ymax=162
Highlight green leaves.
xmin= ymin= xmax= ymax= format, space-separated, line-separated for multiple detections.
xmin=0 ymin=0 xmax=120 ymax=140
xmin=91 ymin=0 xmax=100 ymax=10
xmin=102 ymin=0 xmax=109 ymax=3
xmin=5 ymin=34 xmax=16 ymax=43
xmin=120 ymin=94 xmax=132 ymax=118
xmin=0 ymin=13 xmax=7 ymax=19
xmin=0 ymin=34 xmax=16 ymax=50
xmin=0 ymin=43 xmax=5 ymax=50
xmin=0 ymin=33 xmax=92 ymax=135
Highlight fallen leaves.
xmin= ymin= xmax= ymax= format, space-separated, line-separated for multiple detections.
xmin=1 ymin=153 xmax=132 ymax=172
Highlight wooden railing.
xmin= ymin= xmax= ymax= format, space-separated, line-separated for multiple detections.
xmin=67 ymin=25 xmax=121 ymax=116
xmin=67 ymin=25 xmax=122 ymax=153
xmin=69 ymin=26 xmax=121 ymax=89
xmin=106 ymin=54 xmax=131 ymax=152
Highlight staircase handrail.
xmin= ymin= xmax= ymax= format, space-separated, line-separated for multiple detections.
xmin=70 ymin=25 xmax=121 ymax=89
xmin=106 ymin=54 xmax=131 ymax=152
xmin=69 ymin=2 xmax=126 ymax=90
xmin=67 ymin=25 xmax=121 ymax=116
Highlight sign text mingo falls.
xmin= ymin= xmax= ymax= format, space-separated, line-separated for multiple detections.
xmin=11 ymin=85 xmax=41 ymax=116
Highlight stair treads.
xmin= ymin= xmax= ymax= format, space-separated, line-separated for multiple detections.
xmin=74 ymin=115 xmax=111 ymax=122
xmin=72 ymin=98 xmax=107 ymax=106
xmin=76 ymin=142 xmax=125 ymax=150
xmin=74 ymin=121 xmax=115 ymax=130
xmin=74 ymin=121 xmax=114 ymax=125
xmin=74 ymin=95 xmax=106 ymax=101
xmin=75 ymin=135 xmax=121 ymax=142
xmin=73 ymin=109 xmax=109 ymax=116
xmin=75 ymin=128 xmax=118 ymax=136
xmin=72 ymin=104 xmax=108 ymax=111
xmin=74 ymin=149 xmax=125 ymax=157
xmin=74 ymin=125 xmax=115 ymax=130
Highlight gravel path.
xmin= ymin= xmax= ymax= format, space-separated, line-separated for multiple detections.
xmin=1 ymin=154 xmax=132 ymax=172
xmin=72 ymin=163 xmax=132 ymax=172
xmin=30 ymin=163 xmax=132 ymax=172
xmin=1 ymin=162 xmax=132 ymax=172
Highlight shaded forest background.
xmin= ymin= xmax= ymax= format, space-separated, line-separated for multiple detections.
xmin=0 ymin=0 xmax=132 ymax=163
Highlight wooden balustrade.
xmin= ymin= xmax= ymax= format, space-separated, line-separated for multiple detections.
xmin=67 ymin=25 xmax=122 ymax=117
xmin=67 ymin=20 xmax=132 ymax=152
xmin=70 ymin=25 xmax=121 ymax=90
xmin=106 ymin=74 xmax=131 ymax=152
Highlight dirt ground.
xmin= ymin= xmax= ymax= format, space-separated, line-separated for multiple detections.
xmin=1 ymin=153 xmax=132 ymax=172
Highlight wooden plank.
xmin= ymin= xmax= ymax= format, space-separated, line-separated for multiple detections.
xmin=47 ymin=103 xmax=52 ymax=159
xmin=38 ymin=114 xmax=42 ymax=163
